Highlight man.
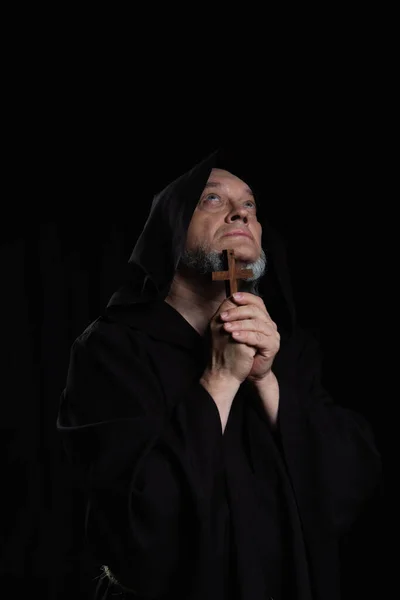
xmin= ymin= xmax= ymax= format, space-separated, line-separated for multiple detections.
xmin=165 ymin=167 xmax=278 ymax=433
xmin=57 ymin=151 xmax=381 ymax=599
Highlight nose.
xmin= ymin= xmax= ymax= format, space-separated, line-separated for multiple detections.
xmin=227 ymin=206 xmax=250 ymax=224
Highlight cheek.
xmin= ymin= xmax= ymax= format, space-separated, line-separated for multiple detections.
xmin=255 ymin=223 xmax=263 ymax=244
xmin=185 ymin=217 xmax=214 ymax=249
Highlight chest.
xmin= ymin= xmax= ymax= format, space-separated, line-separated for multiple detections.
xmin=140 ymin=337 xmax=207 ymax=411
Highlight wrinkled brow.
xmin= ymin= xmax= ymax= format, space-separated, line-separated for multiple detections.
xmin=204 ymin=181 xmax=255 ymax=198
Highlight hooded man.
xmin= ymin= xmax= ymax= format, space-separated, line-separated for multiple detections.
xmin=57 ymin=150 xmax=382 ymax=599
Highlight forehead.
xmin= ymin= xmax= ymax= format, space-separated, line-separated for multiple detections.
xmin=205 ymin=168 xmax=253 ymax=194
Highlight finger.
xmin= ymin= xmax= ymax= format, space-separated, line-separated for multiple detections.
xmin=231 ymin=292 xmax=267 ymax=312
xmin=230 ymin=329 xmax=281 ymax=352
xmin=223 ymin=318 xmax=277 ymax=335
xmin=221 ymin=306 xmax=277 ymax=328
xmin=227 ymin=293 xmax=273 ymax=319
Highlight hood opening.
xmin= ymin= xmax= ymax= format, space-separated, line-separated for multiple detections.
xmin=106 ymin=149 xmax=296 ymax=336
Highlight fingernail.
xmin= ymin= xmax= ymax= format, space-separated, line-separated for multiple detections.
xmin=221 ymin=312 xmax=228 ymax=318
xmin=233 ymin=293 xmax=242 ymax=299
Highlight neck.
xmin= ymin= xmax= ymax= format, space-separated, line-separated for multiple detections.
xmin=164 ymin=269 xmax=241 ymax=336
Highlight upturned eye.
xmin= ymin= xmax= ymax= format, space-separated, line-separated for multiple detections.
xmin=205 ymin=193 xmax=221 ymax=202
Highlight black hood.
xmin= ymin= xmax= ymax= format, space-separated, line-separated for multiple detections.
xmin=107 ymin=149 xmax=296 ymax=334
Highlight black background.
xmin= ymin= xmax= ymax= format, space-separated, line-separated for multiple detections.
xmin=2 ymin=52 xmax=390 ymax=598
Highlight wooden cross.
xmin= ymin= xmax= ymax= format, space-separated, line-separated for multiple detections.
xmin=212 ymin=249 xmax=254 ymax=297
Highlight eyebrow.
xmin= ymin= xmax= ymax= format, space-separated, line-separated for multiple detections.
xmin=204 ymin=181 xmax=255 ymax=198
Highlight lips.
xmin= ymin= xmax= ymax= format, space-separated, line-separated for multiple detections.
xmin=222 ymin=230 xmax=252 ymax=239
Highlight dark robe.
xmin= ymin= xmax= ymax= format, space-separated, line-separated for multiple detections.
xmin=57 ymin=298 xmax=381 ymax=600
xmin=56 ymin=149 xmax=382 ymax=599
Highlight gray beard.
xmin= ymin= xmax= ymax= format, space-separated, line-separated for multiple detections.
xmin=178 ymin=246 xmax=267 ymax=296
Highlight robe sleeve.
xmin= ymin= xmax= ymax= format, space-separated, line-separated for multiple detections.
xmin=276 ymin=331 xmax=382 ymax=538
xmin=56 ymin=320 xmax=224 ymax=597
